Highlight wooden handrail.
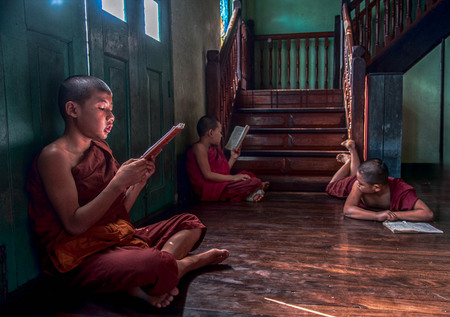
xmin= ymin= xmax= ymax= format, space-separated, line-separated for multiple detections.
xmin=342 ymin=3 xmax=366 ymax=160
xmin=206 ymin=8 xmax=242 ymax=144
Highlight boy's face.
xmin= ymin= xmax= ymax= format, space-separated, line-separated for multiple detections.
xmin=75 ymin=90 xmax=114 ymax=140
xmin=210 ymin=122 xmax=223 ymax=146
xmin=355 ymin=172 xmax=377 ymax=194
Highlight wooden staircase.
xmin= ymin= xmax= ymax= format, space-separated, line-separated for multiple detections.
xmin=230 ymin=89 xmax=349 ymax=192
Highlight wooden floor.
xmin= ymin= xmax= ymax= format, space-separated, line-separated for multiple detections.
xmin=2 ymin=169 xmax=450 ymax=316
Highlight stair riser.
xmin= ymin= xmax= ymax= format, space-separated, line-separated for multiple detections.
xmin=232 ymin=112 xmax=346 ymax=128
xmin=237 ymin=89 xmax=343 ymax=109
xmin=242 ymin=132 xmax=348 ymax=151
xmin=232 ymin=156 xmax=342 ymax=175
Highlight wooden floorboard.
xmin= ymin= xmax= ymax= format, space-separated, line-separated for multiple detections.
xmin=2 ymin=172 xmax=450 ymax=316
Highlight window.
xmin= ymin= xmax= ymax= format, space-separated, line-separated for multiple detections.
xmin=220 ymin=0 xmax=230 ymax=45
xmin=144 ymin=0 xmax=160 ymax=41
xmin=101 ymin=0 xmax=126 ymax=22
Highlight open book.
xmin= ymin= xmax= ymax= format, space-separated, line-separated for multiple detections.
xmin=225 ymin=125 xmax=250 ymax=151
xmin=141 ymin=123 xmax=185 ymax=160
xmin=383 ymin=221 xmax=443 ymax=234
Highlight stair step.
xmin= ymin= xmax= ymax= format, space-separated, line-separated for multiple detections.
xmin=232 ymin=154 xmax=343 ymax=176
xmin=231 ymin=108 xmax=346 ymax=129
xmin=237 ymin=89 xmax=343 ymax=109
xmin=257 ymin=174 xmax=331 ymax=192
xmin=242 ymin=128 xmax=348 ymax=151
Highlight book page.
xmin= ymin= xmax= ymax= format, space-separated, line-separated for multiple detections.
xmin=383 ymin=221 xmax=443 ymax=233
xmin=225 ymin=125 xmax=249 ymax=150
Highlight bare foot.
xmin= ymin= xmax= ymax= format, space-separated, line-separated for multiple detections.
xmin=246 ymin=189 xmax=265 ymax=202
xmin=177 ymin=248 xmax=230 ymax=278
xmin=336 ymin=153 xmax=350 ymax=164
xmin=128 ymin=287 xmax=179 ymax=308
xmin=261 ymin=181 xmax=270 ymax=191
xmin=340 ymin=139 xmax=355 ymax=150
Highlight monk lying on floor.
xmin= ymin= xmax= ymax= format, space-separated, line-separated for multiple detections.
xmin=326 ymin=139 xmax=434 ymax=222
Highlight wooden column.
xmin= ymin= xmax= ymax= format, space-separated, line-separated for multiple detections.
xmin=206 ymin=50 xmax=220 ymax=119
xmin=365 ymin=73 xmax=403 ymax=177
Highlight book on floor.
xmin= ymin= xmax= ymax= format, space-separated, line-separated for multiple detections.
xmin=141 ymin=123 xmax=185 ymax=160
xmin=225 ymin=125 xmax=250 ymax=151
xmin=383 ymin=221 xmax=443 ymax=233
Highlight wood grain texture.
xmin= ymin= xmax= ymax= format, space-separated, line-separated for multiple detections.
xmin=2 ymin=171 xmax=449 ymax=316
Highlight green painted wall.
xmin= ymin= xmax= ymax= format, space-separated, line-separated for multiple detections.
xmin=242 ymin=0 xmax=341 ymax=35
xmin=402 ymin=37 xmax=450 ymax=165
xmin=171 ymin=0 xmax=221 ymax=155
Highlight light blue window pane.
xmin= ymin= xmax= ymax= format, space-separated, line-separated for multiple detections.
xmin=144 ymin=0 xmax=160 ymax=41
xmin=102 ymin=0 xmax=126 ymax=22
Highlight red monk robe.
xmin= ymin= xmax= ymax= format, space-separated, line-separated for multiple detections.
xmin=326 ymin=175 xmax=419 ymax=211
xmin=186 ymin=145 xmax=262 ymax=201
xmin=26 ymin=139 xmax=206 ymax=295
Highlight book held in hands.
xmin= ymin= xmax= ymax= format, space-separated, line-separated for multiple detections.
xmin=225 ymin=125 xmax=250 ymax=151
xmin=141 ymin=123 xmax=185 ymax=160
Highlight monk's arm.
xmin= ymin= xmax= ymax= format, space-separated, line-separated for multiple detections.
xmin=391 ymin=199 xmax=434 ymax=221
xmin=192 ymin=144 xmax=249 ymax=182
xmin=39 ymin=150 xmax=152 ymax=235
xmin=123 ymin=158 xmax=156 ymax=212
xmin=343 ymin=183 xmax=395 ymax=221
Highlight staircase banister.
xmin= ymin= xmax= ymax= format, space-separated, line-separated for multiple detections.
xmin=342 ymin=2 xmax=354 ymax=49
xmin=220 ymin=7 xmax=241 ymax=73
xmin=255 ymin=31 xmax=334 ymax=41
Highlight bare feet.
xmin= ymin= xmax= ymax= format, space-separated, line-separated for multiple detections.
xmin=261 ymin=181 xmax=270 ymax=191
xmin=341 ymin=139 xmax=355 ymax=150
xmin=177 ymin=248 xmax=230 ymax=278
xmin=336 ymin=153 xmax=350 ymax=164
xmin=128 ymin=287 xmax=179 ymax=308
xmin=246 ymin=189 xmax=265 ymax=202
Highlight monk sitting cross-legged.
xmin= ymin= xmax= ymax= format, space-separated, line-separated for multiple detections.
xmin=326 ymin=139 xmax=434 ymax=222
xmin=26 ymin=75 xmax=229 ymax=308
xmin=186 ymin=115 xmax=269 ymax=202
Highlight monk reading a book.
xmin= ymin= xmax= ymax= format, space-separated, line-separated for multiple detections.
xmin=186 ymin=115 xmax=269 ymax=202
xmin=326 ymin=139 xmax=434 ymax=222
xmin=26 ymin=75 xmax=229 ymax=308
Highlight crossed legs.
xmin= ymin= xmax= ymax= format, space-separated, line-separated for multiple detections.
xmin=129 ymin=229 xmax=229 ymax=308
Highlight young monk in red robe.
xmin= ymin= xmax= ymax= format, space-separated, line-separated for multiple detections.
xmin=26 ymin=75 xmax=229 ymax=308
xmin=326 ymin=139 xmax=434 ymax=222
xmin=186 ymin=115 xmax=269 ymax=202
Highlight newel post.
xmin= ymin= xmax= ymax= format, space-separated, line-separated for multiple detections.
xmin=206 ymin=50 xmax=220 ymax=120
xmin=351 ymin=45 xmax=366 ymax=161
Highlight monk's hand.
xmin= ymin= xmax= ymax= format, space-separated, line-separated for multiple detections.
xmin=231 ymin=147 xmax=241 ymax=159
xmin=377 ymin=210 xmax=398 ymax=222
xmin=386 ymin=210 xmax=399 ymax=221
xmin=232 ymin=174 xmax=250 ymax=182
xmin=115 ymin=158 xmax=155 ymax=187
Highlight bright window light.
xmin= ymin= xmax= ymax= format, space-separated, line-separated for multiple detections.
xmin=144 ymin=0 xmax=160 ymax=41
xmin=102 ymin=0 xmax=126 ymax=22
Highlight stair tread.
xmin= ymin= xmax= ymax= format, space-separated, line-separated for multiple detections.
xmin=239 ymin=150 xmax=346 ymax=157
xmin=235 ymin=107 xmax=345 ymax=113
xmin=248 ymin=127 xmax=347 ymax=133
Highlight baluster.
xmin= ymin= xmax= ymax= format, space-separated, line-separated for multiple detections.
xmin=278 ymin=39 xmax=282 ymax=88
xmin=324 ymin=37 xmax=329 ymax=89
xmin=287 ymin=39 xmax=291 ymax=89
xmin=296 ymin=39 xmax=300 ymax=89
xmin=399 ymin=0 xmax=403 ymax=32
xmin=416 ymin=0 xmax=422 ymax=18
xmin=268 ymin=38 xmax=273 ymax=89
xmin=426 ymin=0 xmax=433 ymax=10
xmin=355 ymin=5 xmax=361 ymax=45
xmin=375 ymin=0 xmax=381 ymax=54
xmin=391 ymin=0 xmax=395 ymax=41
xmin=314 ymin=37 xmax=319 ymax=89
xmin=395 ymin=0 xmax=401 ymax=37
xmin=384 ymin=0 xmax=390 ymax=46
xmin=305 ymin=38 xmax=309 ymax=89
xmin=259 ymin=40 xmax=264 ymax=89
xmin=366 ymin=0 xmax=372 ymax=59
xmin=406 ymin=0 xmax=412 ymax=27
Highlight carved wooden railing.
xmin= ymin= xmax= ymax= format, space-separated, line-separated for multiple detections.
xmin=206 ymin=8 xmax=241 ymax=142
xmin=255 ymin=31 xmax=338 ymax=89
xmin=346 ymin=0 xmax=441 ymax=63
xmin=343 ymin=3 xmax=366 ymax=160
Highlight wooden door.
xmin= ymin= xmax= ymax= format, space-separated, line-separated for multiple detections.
xmin=86 ymin=0 xmax=175 ymax=220
xmin=0 ymin=0 xmax=87 ymax=293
